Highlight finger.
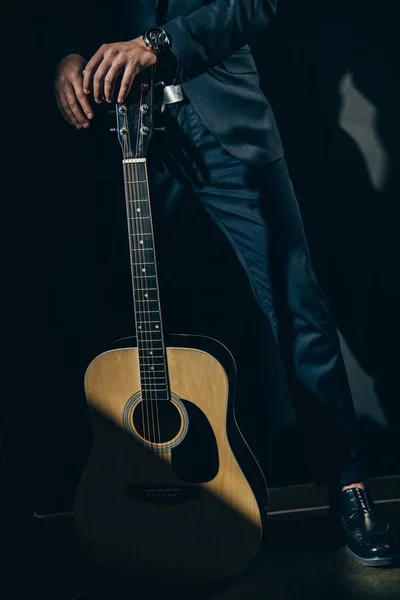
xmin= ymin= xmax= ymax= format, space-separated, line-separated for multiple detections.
xmin=58 ymin=91 xmax=81 ymax=128
xmin=117 ymin=65 xmax=137 ymax=103
xmin=83 ymin=49 xmax=104 ymax=95
xmin=56 ymin=96 xmax=74 ymax=127
xmin=92 ymin=60 xmax=111 ymax=104
xmin=72 ymin=76 xmax=94 ymax=121
xmin=65 ymin=84 xmax=90 ymax=127
xmin=104 ymin=62 xmax=124 ymax=103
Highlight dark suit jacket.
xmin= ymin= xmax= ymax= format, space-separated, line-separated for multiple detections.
xmin=42 ymin=0 xmax=283 ymax=165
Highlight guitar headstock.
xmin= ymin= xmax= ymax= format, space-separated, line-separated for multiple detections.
xmin=114 ymin=67 xmax=164 ymax=159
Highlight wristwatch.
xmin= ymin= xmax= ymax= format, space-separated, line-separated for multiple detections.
xmin=142 ymin=27 xmax=171 ymax=55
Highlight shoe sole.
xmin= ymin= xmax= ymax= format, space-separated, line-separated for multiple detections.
xmin=346 ymin=547 xmax=400 ymax=567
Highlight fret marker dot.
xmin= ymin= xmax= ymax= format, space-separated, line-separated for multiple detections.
xmin=150 ymin=367 xmax=154 ymax=371
xmin=142 ymin=268 xmax=146 ymax=272
xmin=155 ymin=325 xmax=159 ymax=329
xmin=145 ymin=294 xmax=148 ymax=298
xmin=137 ymin=208 xmax=141 ymax=212
xmin=138 ymin=326 xmax=141 ymax=330
xmin=140 ymin=240 xmax=143 ymax=244
xmin=149 ymin=351 xmax=153 ymax=356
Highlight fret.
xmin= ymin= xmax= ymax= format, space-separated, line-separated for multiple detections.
xmin=141 ymin=394 xmax=170 ymax=401
xmin=138 ymin=345 xmax=165 ymax=351
xmin=140 ymin=362 xmax=166 ymax=367
xmin=132 ymin=267 xmax=156 ymax=278
xmin=129 ymin=244 xmax=155 ymax=251
xmin=132 ymin=266 xmax=156 ymax=271
xmin=134 ymin=290 xmax=159 ymax=302
xmin=127 ymin=216 xmax=151 ymax=221
xmin=125 ymin=179 xmax=147 ymax=184
xmin=130 ymin=248 xmax=155 ymax=253
xmin=139 ymin=362 xmax=166 ymax=367
xmin=129 ymin=233 xmax=152 ymax=236
xmin=138 ymin=348 xmax=165 ymax=353
xmin=126 ymin=199 xmax=149 ymax=203
xmin=137 ymin=330 xmax=163 ymax=337
xmin=136 ymin=319 xmax=161 ymax=324
xmin=137 ymin=344 xmax=165 ymax=351
xmin=136 ymin=311 xmax=161 ymax=316
xmin=130 ymin=241 xmax=154 ymax=249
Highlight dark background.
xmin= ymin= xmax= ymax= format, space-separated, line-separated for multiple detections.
xmin=1 ymin=0 xmax=399 ymax=521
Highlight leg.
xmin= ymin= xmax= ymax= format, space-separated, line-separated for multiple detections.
xmin=163 ymin=99 xmax=363 ymax=486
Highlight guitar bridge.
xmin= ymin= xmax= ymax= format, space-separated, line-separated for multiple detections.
xmin=125 ymin=484 xmax=201 ymax=505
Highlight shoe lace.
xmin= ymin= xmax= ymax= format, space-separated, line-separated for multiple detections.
xmin=353 ymin=487 xmax=374 ymax=514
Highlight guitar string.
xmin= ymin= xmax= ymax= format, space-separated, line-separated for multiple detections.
xmin=132 ymin=91 xmax=160 ymax=449
xmin=129 ymin=111 xmax=156 ymax=448
xmin=128 ymin=92 xmax=160 ymax=449
xmin=143 ymin=147 xmax=164 ymax=452
xmin=143 ymin=78 xmax=164 ymax=451
xmin=121 ymin=114 xmax=149 ymax=447
xmin=142 ymin=75 xmax=170 ymax=451
xmin=132 ymin=154 xmax=158 ymax=447
xmin=135 ymin=79 xmax=165 ymax=452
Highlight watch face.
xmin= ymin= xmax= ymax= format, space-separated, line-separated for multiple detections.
xmin=148 ymin=28 xmax=168 ymax=48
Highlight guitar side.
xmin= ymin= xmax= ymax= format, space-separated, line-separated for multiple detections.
xmin=73 ymin=334 xmax=267 ymax=583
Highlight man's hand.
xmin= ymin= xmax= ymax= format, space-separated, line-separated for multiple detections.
xmin=83 ymin=38 xmax=157 ymax=105
xmin=54 ymin=54 xmax=94 ymax=130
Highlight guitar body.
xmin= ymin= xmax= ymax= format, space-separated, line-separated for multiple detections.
xmin=74 ymin=334 xmax=267 ymax=583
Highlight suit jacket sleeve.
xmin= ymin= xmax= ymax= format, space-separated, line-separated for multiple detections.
xmin=161 ymin=0 xmax=277 ymax=82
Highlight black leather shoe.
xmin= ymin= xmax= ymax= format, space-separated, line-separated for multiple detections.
xmin=334 ymin=487 xmax=400 ymax=567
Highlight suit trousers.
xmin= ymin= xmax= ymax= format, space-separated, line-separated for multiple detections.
xmin=90 ymin=95 xmax=365 ymax=486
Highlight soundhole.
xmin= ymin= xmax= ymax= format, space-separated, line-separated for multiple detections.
xmin=132 ymin=400 xmax=183 ymax=445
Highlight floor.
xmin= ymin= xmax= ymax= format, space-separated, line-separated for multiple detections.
xmin=11 ymin=501 xmax=398 ymax=600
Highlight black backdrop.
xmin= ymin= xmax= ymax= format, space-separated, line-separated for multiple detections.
xmin=1 ymin=0 xmax=399 ymax=517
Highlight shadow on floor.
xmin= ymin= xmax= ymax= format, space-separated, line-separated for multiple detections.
xmin=10 ymin=503 xmax=398 ymax=600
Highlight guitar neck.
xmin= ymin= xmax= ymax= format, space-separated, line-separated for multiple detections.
xmin=123 ymin=157 xmax=170 ymax=401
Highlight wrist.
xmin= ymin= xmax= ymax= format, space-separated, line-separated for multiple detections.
xmin=133 ymin=37 xmax=158 ymax=67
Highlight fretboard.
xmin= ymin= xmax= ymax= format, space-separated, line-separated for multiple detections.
xmin=123 ymin=158 xmax=170 ymax=401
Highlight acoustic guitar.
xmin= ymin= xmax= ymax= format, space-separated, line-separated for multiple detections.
xmin=73 ymin=68 xmax=268 ymax=584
